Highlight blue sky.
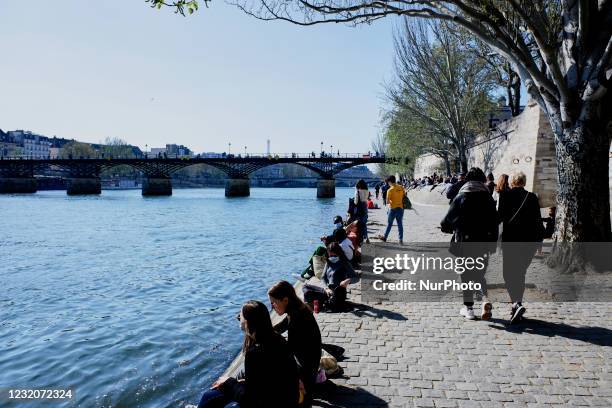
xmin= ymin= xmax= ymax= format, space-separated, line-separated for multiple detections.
xmin=0 ymin=1 xmax=398 ymax=154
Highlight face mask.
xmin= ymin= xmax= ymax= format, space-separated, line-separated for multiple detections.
xmin=328 ymin=256 xmax=339 ymax=263
xmin=239 ymin=319 xmax=246 ymax=332
xmin=334 ymin=223 xmax=343 ymax=229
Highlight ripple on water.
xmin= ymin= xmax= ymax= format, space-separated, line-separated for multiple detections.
xmin=0 ymin=188 xmax=353 ymax=406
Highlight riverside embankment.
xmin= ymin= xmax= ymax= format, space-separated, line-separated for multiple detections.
xmin=313 ymin=196 xmax=612 ymax=407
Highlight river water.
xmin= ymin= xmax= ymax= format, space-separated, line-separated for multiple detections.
xmin=0 ymin=188 xmax=354 ymax=407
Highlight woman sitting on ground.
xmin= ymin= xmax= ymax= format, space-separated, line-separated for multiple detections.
xmin=197 ymin=300 xmax=299 ymax=408
xmin=269 ymin=281 xmax=322 ymax=403
xmin=345 ymin=220 xmax=361 ymax=250
xmin=304 ymin=243 xmax=356 ymax=312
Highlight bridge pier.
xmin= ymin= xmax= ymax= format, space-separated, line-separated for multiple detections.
xmin=67 ymin=177 xmax=101 ymax=195
xmin=142 ymin=177 xmax=172 ymax=196
xmin=316 ymin=178 xmax=335 ymax=198
xmin=0 ymin=177 xmax=37 ymax=193
xmin=225 ymin=178 xmax=250 ymax=197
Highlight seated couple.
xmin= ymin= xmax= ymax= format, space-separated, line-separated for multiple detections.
xmin=303 ymin=242 xmax=358 ymax=313
xmin=302 ymin=217 xmax=361 ymax=279
xmin=198 ymin=281 xmax=322 ymax=408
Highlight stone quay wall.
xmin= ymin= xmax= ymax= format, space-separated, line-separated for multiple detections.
xmin=414 ymin=102 xmax=560 ymax=208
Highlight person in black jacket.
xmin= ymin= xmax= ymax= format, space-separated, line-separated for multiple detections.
xmin=498 ymin=171 xmax=544 ymax=324
xmin=269 ymin=281 xmax=322 ymax=404
xmin=441 ymin=167 xmax=499 ymax=321
xmin=197 ymin=300 xmax=299 ymax=408
xmin=445 ymin=172 xmax=466 ymax=203
xmin=303 ymin=242 xmax=356 ymax=312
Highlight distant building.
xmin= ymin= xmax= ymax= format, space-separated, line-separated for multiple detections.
xmin=200 ymin=152 xmax=223 ymax=158
xmin=253 ymin=165 xmax=284 ymax=178
xmin=488 ymin=106 xmax=523 ymax=129
xmin=165 ymin=144 xmax=192 ymax=158
xmin=6 ymin=130 xmax=51 ymax=158
xmin=0 ymin=129 xmax=21 ymax=157
xmin=150 ymin=147 xmax=166 ymax=157
xmin=341 ymin=165 xmax=376 ymax=179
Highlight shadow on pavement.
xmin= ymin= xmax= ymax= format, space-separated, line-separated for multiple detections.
xmin=487 ymin=318 xmax=612 ymax=347
xmin=313 ymin=384 xmax=388 ymax=408
xmin=347 ymin=302 xmax=407 ymax=321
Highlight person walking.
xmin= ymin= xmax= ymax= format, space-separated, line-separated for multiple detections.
xmin=492 ymin=174 xmax=510 ymax=211
xmin=375 ymin=183 xmax=380 ymax=199
xmin=354 ymin=179 xmax=370 ymax=244
xmin=446 ymin=172 xmax=466 ymax=203
xmin=486 ymin=172 xmax=496 ymax=194
xmin=441 ymin=167 xmax=498 ymax=320
xmin=381 ymin=180 xmax=390 ymax=206
xmin=498 ymin=171 xmax=544 ymax=324
xmin=378 ymin=175 xmax=405 ymax=244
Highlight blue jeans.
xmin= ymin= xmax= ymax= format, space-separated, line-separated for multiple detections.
xmin=197 ymin=389 xmax=240 ymax=408
xmin=384 ymin=208 xmax=404 ymax=240
xmin=358 ymin=213 xmax=369 ymax=241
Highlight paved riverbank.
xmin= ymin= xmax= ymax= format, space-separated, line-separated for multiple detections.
xmin=312 ymin=197 xmax=612 ymax=407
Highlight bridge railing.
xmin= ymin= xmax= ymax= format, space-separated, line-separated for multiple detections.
xmin=0 ymin=152 xmax=386 ymax=160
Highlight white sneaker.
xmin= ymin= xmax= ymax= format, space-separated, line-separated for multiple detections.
xmin=460 ymin=306 xmax=475 ymax=320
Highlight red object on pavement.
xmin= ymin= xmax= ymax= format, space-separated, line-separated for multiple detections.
xmin=313 ymin=300 xmax=320 ymax=314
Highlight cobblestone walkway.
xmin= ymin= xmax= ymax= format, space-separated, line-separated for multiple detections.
xmin=311 ymin=199 xmax=612 ymax=407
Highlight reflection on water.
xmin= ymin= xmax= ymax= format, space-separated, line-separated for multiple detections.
xmin=0 ymin=188 xmax=352 ymax=407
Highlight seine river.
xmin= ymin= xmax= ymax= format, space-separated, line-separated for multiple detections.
xmin=0 ymin=187 xmax=354 ymax=407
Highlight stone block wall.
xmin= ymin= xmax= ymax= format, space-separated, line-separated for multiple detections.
xmin=414 ymin=154 xmax=445 ymax=177
xmin=468 ymin=101 xmax=557 ymax=207
xmin=414 ymin=102 xmax=559 ymax=208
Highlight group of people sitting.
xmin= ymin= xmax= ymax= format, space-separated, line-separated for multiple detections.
xmin=196 ymin=181 xmax=382 ymax=407
xmin=299 ymin=215 xmax=361 ymax=313
xmin=197 ymin=281 xmax=325 ymax=408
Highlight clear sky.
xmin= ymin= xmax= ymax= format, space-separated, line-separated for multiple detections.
xmin=0 ymin=1 xmax=398 ymax=155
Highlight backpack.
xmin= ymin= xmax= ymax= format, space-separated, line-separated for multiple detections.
xmin=402 ymin=193 xmax=412 ymax=210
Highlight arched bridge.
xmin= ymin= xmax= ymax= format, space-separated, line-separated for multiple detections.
xmin=0 ymin=154 xmax=390 ymax=197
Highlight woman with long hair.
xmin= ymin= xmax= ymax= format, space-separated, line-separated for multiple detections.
xmin=269 ymin=281 xmax=322 ymax=402
xmin=354 ymin=179 xmax=370 ymax=244
xmin=197 ymin=301 xmax=299 ymax=408
xmin=493 ymin=173 xmax=510 ymax=210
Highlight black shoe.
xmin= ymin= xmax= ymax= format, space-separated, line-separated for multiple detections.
xmin=510 ymin=304 xmax=526 ymax=324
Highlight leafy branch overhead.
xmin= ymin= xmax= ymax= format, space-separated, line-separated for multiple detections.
xmin=384 ymin=20 xmax=496 ymax=175
xmin=220 ymin=0 xmax=612 ymax=242
xmin=146 ymin=0 xmax=204 ymax=15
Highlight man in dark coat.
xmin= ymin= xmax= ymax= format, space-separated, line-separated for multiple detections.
xmin=445 ymin=172 xmax=466 ymax=203
xmin=441 ymin=167 xmax=498 ymax=321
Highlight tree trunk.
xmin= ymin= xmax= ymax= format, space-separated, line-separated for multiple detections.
xmin=553 ymin=119 xmax=611 ymax=242
xmin=444 ymin=155 xmax=451 ymax=177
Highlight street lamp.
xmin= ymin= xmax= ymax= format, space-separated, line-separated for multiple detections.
xmin=330 ymin=145 xmax=334 ymax=157
xmin=228 ymin=142 xmax=231 ymax=155
xmin=244 ymin=146 xmax=247 ymax=156
xmin=320 ymin=141 xmax=323 ymax=154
